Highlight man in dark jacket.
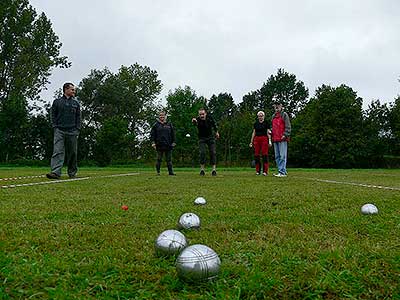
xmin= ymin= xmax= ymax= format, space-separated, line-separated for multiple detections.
xmin=150 ymin=111 xmax=176 ymax=175
xmin=47 ymin=82 xmax=81 ymax=179
xmin=192 ymin=108 xmax=219 ymax=176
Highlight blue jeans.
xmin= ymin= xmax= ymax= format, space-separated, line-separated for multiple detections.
xmin=273 ymin=141 xmax=288 ymax=175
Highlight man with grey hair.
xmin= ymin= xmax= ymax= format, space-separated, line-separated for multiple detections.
xmin=271 ymin=98 xmax=291 ymax=177
xmin=47 ymin=82 xmax=81 ymax=179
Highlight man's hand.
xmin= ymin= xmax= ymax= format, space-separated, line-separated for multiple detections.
xmin=215 ymin=132 xmax=220 ymax=139
xmin=249 ymin=142 xmax=253 ymax=148
xmin=152 ymin=143 xmax=156 ymax=149
xmin=172 ymin=143 xmax=176 ymax=147
xmin=192 ymin=118 xmax=197 ymax=124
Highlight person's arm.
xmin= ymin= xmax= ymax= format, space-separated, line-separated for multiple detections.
xmin=249 ymin=129 xmax=255 ymax=147
xmin=283 ymin=113 xmax=291 ymax=139
xmin=50 ymin=100 xmax=58 ymax=128
xmin=150 ymin=124 xmax=157 ymax=149
xmin=211 ymin=117 xmax=219 ymax=139
xmin=171 ymin=123 xmax=176 ymax=147
xmin=76 ymin=101 xmax=81 ymax=131
xmin=192 ymin=117 xmax=198 ymax=124
xmin=267 ymin=129 xmax=272 ymax=146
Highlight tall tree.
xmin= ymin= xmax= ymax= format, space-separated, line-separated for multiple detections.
xmin=362 ymin=100 xmax=391 ymax=166
xmin=0 ymin=0 xmax=69 ymax=162
xmin=0 ymin=0 xmax=70 ymax=103
xmin=166 ymin=86 xmax=205 ymax=165
xmin=77 ymin=64 xmax=162 ymax=165
xmin=388 ymin=96 xmax=400 ymax=155
xmin=239 ymin=69 xmax=309 ymax=119
xmin=259 ymin=68 xmax=309 ymax=118
xmin=291 ymin=84 xmax=365 ymax=168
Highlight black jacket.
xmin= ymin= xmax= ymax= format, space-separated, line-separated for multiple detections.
xmin=150 ymin=121 xmax=176 ymax=150
xmin=195 ymin=116 xmax=218 ymax=139
xmin=51 ymin=95 xmax=81 ymax=131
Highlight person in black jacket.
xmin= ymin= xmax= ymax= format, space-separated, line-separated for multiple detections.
xmin=150 ymin=111 xmax=176 ymax=175
xmin=192 ymin=108 xmax=219 ymax=176
xmin=46 ymin=82 xmax=81 ymax=179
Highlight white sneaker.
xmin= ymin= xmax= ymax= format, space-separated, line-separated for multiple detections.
xmin=273 ymin=173 xmax=287 ymax=177
xmin=256 ymin=172 xmax=260 ymax=175
xmin=262 ymin=172 xmax=267 ymax=176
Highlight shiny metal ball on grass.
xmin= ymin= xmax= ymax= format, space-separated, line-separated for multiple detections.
xmin=178 ymin=212 xmax=201 ymax=230
xmin=155 ymin=229 xmax=188 ymax=256
xmin=194 ymin=197 xmax=206 ymax=205
xmin=361 ymin=203 xmax=378 ymax=215
xmin=176 ymin=244 xmax=221 ymax=282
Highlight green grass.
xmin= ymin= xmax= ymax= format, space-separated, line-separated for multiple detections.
xmin=0 ymin=167 xmax=399 ymax=299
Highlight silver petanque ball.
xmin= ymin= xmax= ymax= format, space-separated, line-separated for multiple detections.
xmin=361 ymin=203 xmax=378 ymax=215
xmin=176 ymin=244 xmax=221 ymax=282
xmin=178 ymin=212 xmax=201 ymax=230
xmin=155 ymin=229 xmax=188 ymax=256
xmin=194 ymin=197 xmax=206 ymax=205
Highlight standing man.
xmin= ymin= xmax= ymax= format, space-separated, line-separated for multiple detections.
xmin=47 ymin=83 xmax=81 ymax=179
xmin=271 ymin=98 xmax=291 ymax=177
xmin=192 ymin=108 xmax=219 ymax=176
xmin=150 ymin=111 xmax=176 ymax=176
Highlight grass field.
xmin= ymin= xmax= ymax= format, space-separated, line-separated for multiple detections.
xmin=0 ymin=167 xmax=399 ymax=299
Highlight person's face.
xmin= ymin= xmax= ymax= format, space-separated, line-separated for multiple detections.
xmin=159 ymin=113 xmax=166 ymax=123
xmin=273 ymin=103 xmax=282 ymax=112
xmin=199 ymin=110 xmax=207 ymax=120
xmin=257 ymin=113 xmax=265 ymax=122
xmin=64 ymin=85 xmax=76 ymax=98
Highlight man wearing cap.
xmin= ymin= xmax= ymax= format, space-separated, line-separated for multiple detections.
xmin=271 ymin=98 xmax=291 ymax=177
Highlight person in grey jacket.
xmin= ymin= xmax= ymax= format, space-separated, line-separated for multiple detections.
xmin=46 ymin=82 xmax=81 ymax=179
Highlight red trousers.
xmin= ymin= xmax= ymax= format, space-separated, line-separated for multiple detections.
xmin=253 ymin=136 xmax=269 ymax=173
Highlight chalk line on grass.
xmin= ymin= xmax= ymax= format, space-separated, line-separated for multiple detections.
xmin=0 ymin=175 xmax=46 ymax=181
xmin=298 ymin=176 xmax=400 ymax=191
xmin=1 ymin=172 xmax=140 ymax=189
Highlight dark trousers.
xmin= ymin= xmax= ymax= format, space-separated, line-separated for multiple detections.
xmin=199 ymin=138 xmax=216 ymax=165
xmin=156 ymin=149 xmax=173 ymax=174
xmin=50 ymin=128 xmax=79 ymax=177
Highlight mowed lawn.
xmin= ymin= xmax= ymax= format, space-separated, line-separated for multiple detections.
xmin=0 ymin=167 xmax=399 ymax=299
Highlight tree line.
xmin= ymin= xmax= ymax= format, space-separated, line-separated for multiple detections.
xmin=1 ymin=0 xmax=399 ymax=168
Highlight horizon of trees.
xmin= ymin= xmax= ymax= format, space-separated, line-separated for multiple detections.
xmin=1 ymin=0 xmax=400 ymax=168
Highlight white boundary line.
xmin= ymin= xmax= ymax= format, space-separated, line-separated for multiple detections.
xmin=298 ymin=176 xmax=400 ymax=191
xmin=0 ymin=175 xmax=46 ymax=181
xmin=1 ymin=172 xmax=140 ymax=189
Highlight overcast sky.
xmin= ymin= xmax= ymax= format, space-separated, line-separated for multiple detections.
xmin=30 ymin=0 xmax=400 ymax=108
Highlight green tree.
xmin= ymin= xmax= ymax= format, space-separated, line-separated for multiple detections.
xmin=291 ymin=84 xmax=364 ymax=168
xmin=362 ymin=100 xmax=391 ymax=166
xmin=77 ymin=64 xmax=162 ymax=164
xmin=208 ymin=93 xmax=238 ymax=165
xmin=0 ymin=0 xmax=70 ymax=102
xmin=388 ymin=96 xmax=400 ymax=155
xmin=239 ymin=69 xmax=309 ymax=119
xmin=0 ymin=0 xmax=69 ymax=162
xmin=166 ymin=86 xmax=205 ymax=165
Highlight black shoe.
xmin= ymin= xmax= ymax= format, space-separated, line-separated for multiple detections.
xmin=157 ymin=173 xmax=160 ymax=176
xmin=69 ymin=175 xmax=77 ymax=179
xmin=46 ymin=173 xmax=60 ymax=180
xmin=169 ymin=173 xmax=176 ymax=176
xmin=200 ymin=170 xmax=205 ymax=176
xmin=212 ymin=170 xmax=217 ymax=176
